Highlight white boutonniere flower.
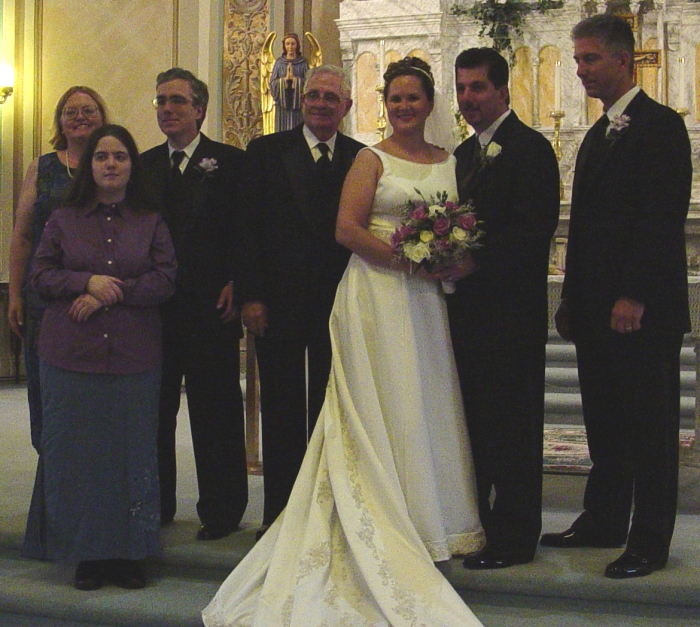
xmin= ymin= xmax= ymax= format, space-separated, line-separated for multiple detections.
xmin=606 ymin=114 xmax=631 ymax=142
xmin=194 ymin=157 xmax=219 ymax=179
xmin=479 ymin=142 xmax=502 ymax=168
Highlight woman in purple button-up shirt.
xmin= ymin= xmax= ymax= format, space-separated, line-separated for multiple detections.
xmin=23 ymin=125 xmax=177 ymax=592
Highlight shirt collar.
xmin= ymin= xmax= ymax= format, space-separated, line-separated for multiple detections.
xmin=303 ymin=124 xmax=337 ymax=156
xmin=82 ymin=199 xmax=128 ymax=217
xmin=476 ymin=109 xmax=511 ymax=148
xmin=168 ymin=133 xmax=201 ymax=161
xmin=605 ymin=86 xmax=640 ymax=120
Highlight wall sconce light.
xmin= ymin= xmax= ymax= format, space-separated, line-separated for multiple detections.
xmin=0 ymin=64 xmax=15 ymax=105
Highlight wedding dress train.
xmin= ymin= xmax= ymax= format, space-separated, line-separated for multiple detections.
xmin=202 ymin=148 xmax=485 ymax=627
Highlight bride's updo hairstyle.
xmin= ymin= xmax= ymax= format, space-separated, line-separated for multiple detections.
xmin=383 ymin=57 xmax=435 ymax=102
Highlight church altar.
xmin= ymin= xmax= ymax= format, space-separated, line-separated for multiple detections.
xmin=335 ymin=0 xmax=700 ymax=463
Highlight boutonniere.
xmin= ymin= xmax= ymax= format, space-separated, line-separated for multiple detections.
xmin=606 ymin=114 xmax=631 ymax=142
xmin=193 ymin=157 xmax=219 ymax=180
xmin=480 ymin=142 xmax=502 ymax=168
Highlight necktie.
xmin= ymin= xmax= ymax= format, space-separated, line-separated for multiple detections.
xmin=316 ymin=143 xmax=331 ymax=171
xmin=461 ymin=136 xmax=482 ymax=194
xmin=171 ymin=150 xmax=185 ymax=178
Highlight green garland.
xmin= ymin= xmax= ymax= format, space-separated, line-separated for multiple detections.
xmin=451 ymin=0 xmax=564 ymax=54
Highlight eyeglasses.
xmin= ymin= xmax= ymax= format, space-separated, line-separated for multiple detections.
xmin=62 ymin=105 xmax=100 ymax=119
xmin=303 ymin=91 xmax=344 ymax=106
xmin=152 ymin=95 xmax=193 ymax=108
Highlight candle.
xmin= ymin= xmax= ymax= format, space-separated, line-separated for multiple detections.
xmin=554 ymin=60 xmax=562 ymax=112
xmin=379 ymin=39 xmax=385 ymax=81
xmin=678 ymin=57 xmax=686 ymax=110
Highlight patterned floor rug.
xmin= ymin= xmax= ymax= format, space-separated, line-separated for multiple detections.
xmin=543 ymin=426 xmax=696 ymax=475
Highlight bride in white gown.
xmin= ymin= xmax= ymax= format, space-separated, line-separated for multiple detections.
xmin=202 ymin=57 xmax=485 ymax=627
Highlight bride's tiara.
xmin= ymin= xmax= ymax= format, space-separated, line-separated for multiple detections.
xmin=411 ymin=66 xmax=435 ymax=85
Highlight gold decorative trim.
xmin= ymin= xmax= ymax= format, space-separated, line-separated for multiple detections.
xmin=34 ymin=0 xmax=43 ymax=158
xmin=634 ymin=49 xmax=661 ymax=68
xmin=222 ymin=0 xmax=269 ymax=148
xmin=172 ymin=0 xmax=179 ymax=66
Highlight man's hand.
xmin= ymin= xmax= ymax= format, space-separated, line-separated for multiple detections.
xmin=430 ymin=252 xmax=478 ymax=282
xmin=554 ymin=299 xmax=574 ymax=342
xmin=87 ymin=275 xmax=124 ymax=306
xmin=217 ymin=281 xmax=238 ymax=323
xmin=610 ymin=296 xmax=644 ymax=334
xmin=242 ymin=301 xmax=268 ymax=337
xmin=69 ymin=294 xmax=103 ymax=323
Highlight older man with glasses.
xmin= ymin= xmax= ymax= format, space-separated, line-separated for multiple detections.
xmin=238 ymin=65 xmax=364 ymax=540
xmin=140 ymin=67 xmax=249 ymax=541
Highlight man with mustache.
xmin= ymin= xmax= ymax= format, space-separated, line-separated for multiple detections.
xmin=446 ymin=47 xmax=560 ymax=569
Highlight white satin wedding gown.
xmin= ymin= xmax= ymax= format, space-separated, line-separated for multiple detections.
xmin=202 ymin=147 xmax=485 ymax=627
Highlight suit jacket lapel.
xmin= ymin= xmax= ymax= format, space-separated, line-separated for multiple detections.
xmin=461 ymin=111 xmax=517 ymax=198
xmin=150 ymin=143 xmax=171 ymax=203
xmin=183 ymin=134 xmax=213 ymax=223
xmin=282 ymin=127 xmax=317 ymax=233
xmin=573 ymin=92 xmax=645 ymax=203
xmin=458 ymin=135 xmax=481 ymax=197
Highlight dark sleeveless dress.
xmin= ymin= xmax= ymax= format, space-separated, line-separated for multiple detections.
xmin=24 ymin=152 xmax=72 ymax=451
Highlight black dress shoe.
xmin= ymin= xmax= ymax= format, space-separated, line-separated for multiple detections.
xmin=196 ymin=522 xmax=237 ymax=541
xmin=74 ymin=560 xmax=104 ymax=591
xmin=107 ymin=559 xmax=147 ymax=589
xmin=604 ymin=550 xmax=667 ymax=579
xmin=255 ymin=524 xmax=271 ymax=542
xmin=540 ymin=528 xmax=625 ymax=549
xmin=463 ymin=548 xmax=533 ymax=570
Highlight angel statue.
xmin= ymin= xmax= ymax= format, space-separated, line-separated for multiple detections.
xmin=260 ymin=31 xmax=323 ymax=135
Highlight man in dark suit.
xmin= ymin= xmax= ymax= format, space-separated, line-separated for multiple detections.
xmin=141 ymin=68 xmax=248 ymax=540
xmin=446 ymin=48 xmax=560 ymax=569
xmin=540 ymin=15 xmax=692 ymax=579
xmin=240 ymin=65 xmax=364 ymax=538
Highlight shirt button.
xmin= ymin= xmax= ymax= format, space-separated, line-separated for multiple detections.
xmin=107 ymin=260 xmax=113 ymax=265
xmin=104 ymin=307 xmax=109 ymax=311
xmin=107 ymin=217 xmax=112 ymax=221
xmin=107 ymin=238 xmax=112 ymax=243
xmin=103 ymin=333 xmax=108 ymax=338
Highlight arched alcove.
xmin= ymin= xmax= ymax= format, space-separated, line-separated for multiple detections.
xmin=512 ymin=47 xmax=534 ymax=127
xmin=356 ymin=52 xmax=378 ymax=133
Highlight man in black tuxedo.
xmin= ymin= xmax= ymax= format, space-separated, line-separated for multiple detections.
xmin=240 ymin=65 xmax=364 ymax=538
xmin=540 ymin=15 xmax=692 ymax=579
xmin=446 ymin=48 xmax=560 ymax=569
xmin=141 ymin=68 xmax=248 ymax=540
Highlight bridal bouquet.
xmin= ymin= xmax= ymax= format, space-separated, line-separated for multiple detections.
xmin=390 ymin=190 xmax=484 ymax=291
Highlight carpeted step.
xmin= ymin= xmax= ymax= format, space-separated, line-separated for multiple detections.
xmin=3 ymin=512 xmax=700 ymax=627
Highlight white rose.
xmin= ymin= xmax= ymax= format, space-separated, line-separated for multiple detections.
xmin=451 ymin=226 xmax=468 ymax=241
xmin=485 ymin=142 xmax=502 ymax=159
xmin=404 ymin=242 xmax=432 ymax=263
xmin=420 ymin=230 xmax=435 ymax=243
xmin=427 ymin=204 xmax=446 ymax=217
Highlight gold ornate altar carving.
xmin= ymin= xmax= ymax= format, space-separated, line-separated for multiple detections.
xmin=222 ymin=0 xmax=269 ymax=149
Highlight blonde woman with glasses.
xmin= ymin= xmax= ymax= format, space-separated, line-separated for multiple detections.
xmin=8 ymin=86 xmax=108 ymax=453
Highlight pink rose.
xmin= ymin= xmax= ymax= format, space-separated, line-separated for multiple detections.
xmin=399 ymin=225 xmax=415 ymax=238
xmin=436 ymin=238 xmax=452 ymax=250
xmin=458 ymin=214 xmax=476 ymax=230
xmin=433 ymin=217 xmax=450 ymax=236
xmin=411 ymin=205 xmax=428 ymax=220
xmin=444 ymin=201 xmax=457 ymax=211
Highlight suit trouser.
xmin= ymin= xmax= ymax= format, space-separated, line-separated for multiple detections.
xmin=254 ymin=331 xmax=332 ymax=525
xmin=452 ymin=342 xmax=546 ymax=558
xmin=158 ymin=321 xmax=248 ymax=527
xmin=573 ymin=331 xmax=683 ymax=554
